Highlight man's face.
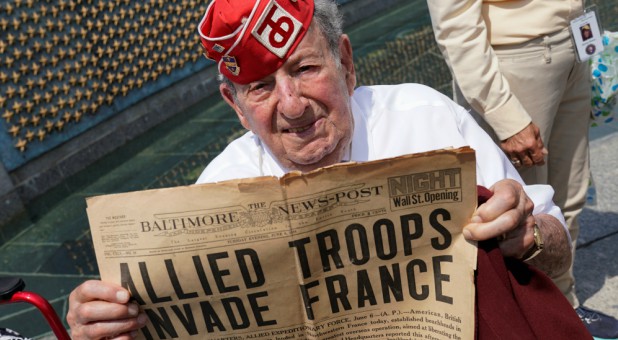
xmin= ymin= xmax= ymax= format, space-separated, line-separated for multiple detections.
xmin=220 ymin=26 xmax=357 ymax=172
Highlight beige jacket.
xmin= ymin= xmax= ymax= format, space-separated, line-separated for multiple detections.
xmin=427 ymin=0 xmax=584 ymax=139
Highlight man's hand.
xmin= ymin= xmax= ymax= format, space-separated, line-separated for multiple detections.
xmin=464 ymin=179 xmax=571 ymax=276
xmin=500 ymin=122 xmax=547 ymax=168
xmin=67 ymin=280 xmax=147 ymax=340
xmin=463 ymin=179 xmax=537 ymax=259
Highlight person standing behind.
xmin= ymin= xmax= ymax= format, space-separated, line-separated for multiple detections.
xmin=426 ymin=1 xmax=618 ymax=338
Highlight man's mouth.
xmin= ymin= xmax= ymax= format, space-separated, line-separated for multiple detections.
xmin=284 ymin=121 xmax=316 ymax=134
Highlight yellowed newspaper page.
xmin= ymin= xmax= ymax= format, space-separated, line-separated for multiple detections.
xmin=87 ymin=147 xmax=477 ymax=340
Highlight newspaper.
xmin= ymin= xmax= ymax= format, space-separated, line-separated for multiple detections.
xmin=87 ymin=147 xmax=478 ymax=340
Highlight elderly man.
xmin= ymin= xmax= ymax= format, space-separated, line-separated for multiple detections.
xmin=66 ymin=0 xmax=580 ymax=338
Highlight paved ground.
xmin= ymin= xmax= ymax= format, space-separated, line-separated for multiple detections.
xmin=574 ymin=121 xmax=618 ymax=321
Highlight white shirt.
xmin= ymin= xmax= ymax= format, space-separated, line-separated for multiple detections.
xmin=197 ymin=84 xmax=566 ymax=232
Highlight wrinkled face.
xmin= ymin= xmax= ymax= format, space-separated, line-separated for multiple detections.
xmin=219 ymin=26 xmax=357 ymax=172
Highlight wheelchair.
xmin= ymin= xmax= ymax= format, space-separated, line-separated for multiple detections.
xmin=0 ymin=277 xmax=70 ymax=340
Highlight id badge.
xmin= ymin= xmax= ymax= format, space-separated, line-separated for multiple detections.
xmin=570 ymin=8 xmax=604 ymax=62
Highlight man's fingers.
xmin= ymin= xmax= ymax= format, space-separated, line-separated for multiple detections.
xmin=501 ymin=123 xmax=547 ymax=167
xmin=71 ymin=280 xmax=130 ymax=304
xmin=76 ymin=301 xmax=140 ymax=323
xmin=464 ymin=209 xmax=521 ymax=240
xmin=75 ymin=315 xmax=146 ymax=340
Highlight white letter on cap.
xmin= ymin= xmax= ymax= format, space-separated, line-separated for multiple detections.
xmin=252 ymin=0 xmax=302 ymax=58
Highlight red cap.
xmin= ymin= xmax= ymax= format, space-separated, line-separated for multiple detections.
xmin=198 ymin=0 xmax=315 ymax=84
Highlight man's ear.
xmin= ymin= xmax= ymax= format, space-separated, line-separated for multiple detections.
xmin=220 ymin=83 xmax=251 ymax=130
xmin=339 ymin=34 xmax=356 ymax=95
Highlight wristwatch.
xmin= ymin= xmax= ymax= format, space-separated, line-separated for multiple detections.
xmin=522 ymin=223 xmax=544 ymax=261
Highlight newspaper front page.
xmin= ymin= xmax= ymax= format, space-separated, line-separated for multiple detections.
xmin=87 ymin=147 xmax=478 ymax=340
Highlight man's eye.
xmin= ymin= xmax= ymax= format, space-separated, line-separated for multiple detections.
xmin=298 ymin=65 xmax=313 ymax=73
xmin=249 ymin=83 xmax=267 ymax=92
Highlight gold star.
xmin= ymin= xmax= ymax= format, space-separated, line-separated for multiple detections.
xmin=0 ymin=72 xmax=7 ymax=83
xmin=37 ymin=128 xmax=46 ymax=141
xmin=12 ymin=101 xmax=22 ymax=114
xmin=45 ymin=19 xmax=55 ymax=31
xmin=25 ymin=130 xmax=34 ymax=141
xmin=6 ymin=86 xmax=16 ymax=98
xmin=74 ymin=110 xmax=83 ymax=122
xmin=50 ymin=106 xmax=59 ymax=117
xmin=12 ymin=18 xmax=20 ymax=31
xmin=31 ymin=115 xmax=40 ymax=126
xmin=19 ymin=116 xmax=28 ymax=126
xmin=15 ymin=139 xmax=27 ymax=152
xmin=58 ymin=97 xmax=67 ymax=109
xmin=11 ymin=71 xmax=20 ymax=83
xmin=55 ymin=120 xmax=64 ymax=131
xmin=33 ymin=92 xmax=41 ymax=104
xmin=9 ymin=125 xmax=20 ymax=137
xmin=2 ymin=110 xmax=14 ymax=122
xmin=18 ymin=33 xmax=27 ymax=45
xmin=6 ymin=34 xmax=15 ymax=45
xmin=24 ymin=101 xmax=33 ymax=113
xmin=45 ymin=119 xmax=54 ymax=132
xmin=68 ymin=97 xmax=76 ymax=108
xmin=63 ymin=111 xmax=71 ymax=122
xmin=39 ymin=107 xmax=48 ymax=117
xmin=0 ymin=96 xmax=5 ymax=107
xmin=18 ymin=86 xmax=27 ymax=98
xmin=31 ymin=63 xmax=40 ymax=75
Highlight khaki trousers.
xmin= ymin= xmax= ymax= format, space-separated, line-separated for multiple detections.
xmin=454 ymin=28 xmax=591 ymax=307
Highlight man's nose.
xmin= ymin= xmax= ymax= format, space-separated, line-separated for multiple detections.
xmin=276 ymin=77 xmax=307 ymax=119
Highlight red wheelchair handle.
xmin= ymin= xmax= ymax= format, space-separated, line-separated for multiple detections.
xmin=0 ymin=277 xmax=71 ymax=340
